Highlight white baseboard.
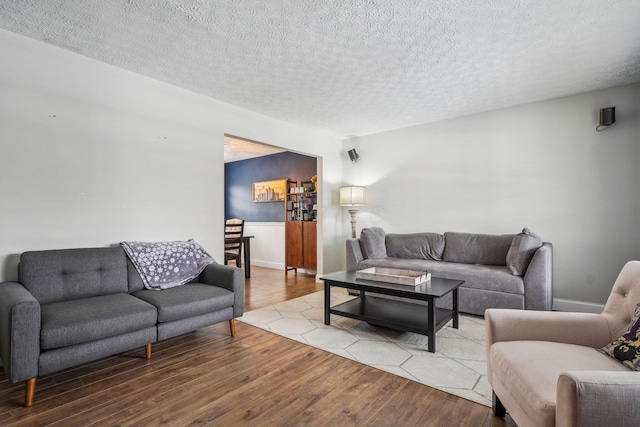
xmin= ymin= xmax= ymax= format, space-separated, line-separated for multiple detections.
xmin=251 ymin=260 xmax=284 ymax=270
xmin=251 ymin=261 xmax=319 ymax=283
xmin=552 ymin=298 xmax=605 ymax=313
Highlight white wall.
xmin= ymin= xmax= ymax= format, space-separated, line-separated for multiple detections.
xmin=0 ymin=29 xmax=343 ymax=281
xmin=343 ymin=83 xmax=640 ymax=306
xmin=4 ymin=28 xmax=637 ymax=304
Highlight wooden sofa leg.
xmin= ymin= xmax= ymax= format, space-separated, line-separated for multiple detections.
xmin=145 ymin=343 xmax=152 ymax=359
xmin=492 ymin=391 xmax=506 ymax=417
xmin=229 ymin=319 xmax=236 ymax=337
xmin=25 ymin=378 xmax=36 ymax=407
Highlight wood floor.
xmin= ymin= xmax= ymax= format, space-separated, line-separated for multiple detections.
xmin=0 ymin=266 xmax=517 ymax=426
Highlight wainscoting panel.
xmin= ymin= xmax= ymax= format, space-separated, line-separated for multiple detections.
xmin=244 ymin=222 xmax=285 ymax=270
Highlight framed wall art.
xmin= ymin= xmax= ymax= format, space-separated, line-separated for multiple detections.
xmin=252 ymin=179 xmax=287 ymax=202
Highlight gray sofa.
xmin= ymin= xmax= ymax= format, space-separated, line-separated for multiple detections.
xmin=0 ymin=246 xmax=244 ymax=406
xmin=346 ymin=227 xmax=552 ymax=315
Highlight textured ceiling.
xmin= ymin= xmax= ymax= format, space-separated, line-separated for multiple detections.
xmin=1 ymin=0 xmax=639 ymax=138
xmin=224 ymin=135 xmax=285 ymax=163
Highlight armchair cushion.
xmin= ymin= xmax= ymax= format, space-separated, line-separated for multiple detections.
xmin=598 ymin=303 xmax=640 ymax=370
xmin=40 ymin=294 xmax=157 ymax=349
xmin=490 ymin=340 xmax=628 ymax=426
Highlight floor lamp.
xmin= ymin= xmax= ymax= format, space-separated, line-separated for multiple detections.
xmin=339 ymin=186 xmax=366 ymax=238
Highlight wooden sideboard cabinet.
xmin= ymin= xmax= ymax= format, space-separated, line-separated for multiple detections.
xmin=302 ymin=221 xmax=317 ymax=270
xmin=285 ymin=220 xmax=317 ymax=273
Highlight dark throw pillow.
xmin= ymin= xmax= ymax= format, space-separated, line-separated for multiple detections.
xmin=359 ymin=227 xmax=387 ymax=260
xmin=506 ymin=228 xmax=543 ymax=276
xmin=598 ymin=304 xmax=640 ymax=371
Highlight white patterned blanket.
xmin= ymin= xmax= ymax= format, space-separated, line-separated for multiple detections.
xmin=121 ymin=240 xmax=213 ymax=290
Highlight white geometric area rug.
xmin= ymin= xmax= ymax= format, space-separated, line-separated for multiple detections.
xmin=238 ymin=288 xmax=491 ymax=407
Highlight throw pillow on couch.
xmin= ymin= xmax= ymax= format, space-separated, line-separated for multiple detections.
xmin=506 ymin=228 xmax=543 ymax=275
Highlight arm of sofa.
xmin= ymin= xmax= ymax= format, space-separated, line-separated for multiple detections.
xmin=556 ymin=371 xmax=640 ymax=427
xmin=199 ymin=263 xmax=244 ymax=318
xmin=485 ymin=308 xmax=613 ymax=383
xmin=485 ymin=308 xmax=612 ymax=349
xmin=346 ymin=239 xmax=363 ymax=271
xmin=0 ymin=282 xmax=41 ymax=383
xmin=523 ymin=242 xmax=553 ymax=310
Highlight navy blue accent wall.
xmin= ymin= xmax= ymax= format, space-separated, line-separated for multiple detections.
xmin=225 ymin=151 xmax=317 ymax=222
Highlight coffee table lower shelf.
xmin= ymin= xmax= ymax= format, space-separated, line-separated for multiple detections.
xmin=329 ymin=296 xmax=455 ymax=351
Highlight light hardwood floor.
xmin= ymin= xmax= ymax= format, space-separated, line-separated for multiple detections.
xmin=0 ymin=266 xmax=517 ymax=426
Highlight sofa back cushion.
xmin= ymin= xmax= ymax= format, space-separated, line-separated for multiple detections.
xmin=506 ymin=228 xmax=543 ymax=275
xmin=443 ymin=232 xmax=514 ymax=265
xmin=127 ymin=256 xmax=146 ymax=292
xmin=20 ymin=247 xmax=129 ymax=304
xmin=386 ymin=233 xmax=445 ymax=261
xmin=359 ymin=227 xmax=387 ymax=259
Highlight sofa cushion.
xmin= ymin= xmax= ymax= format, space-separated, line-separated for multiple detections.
xmin=490 ymin=340 xmax=628 ymax=427
xmin=20 ymin=247 xmax=129 ymax=305
xmin=443 ymin=232 xmax=514 ymax=265
xmin=127 ymin=257 xmax=146 ymax=293
xmin=506 ymin=228 xmax=543 ymax=275
xmin=132 ymin=283 xmax=234 ymax=323
xmin=360 ymin=227 xmax=387 ymax=259
xmin=40 ymin=293 xmax=157 ymax=349
xmin=598 ymin=304 xmax=640 ymax=370
xmin=385 ymin=232 xmax=445 ymax=261
xmin=429 ymin=262 xmax=524 ymax=294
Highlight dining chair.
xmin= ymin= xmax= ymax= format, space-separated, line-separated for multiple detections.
xmin=224 ymin=218 xmax=244 ymax=267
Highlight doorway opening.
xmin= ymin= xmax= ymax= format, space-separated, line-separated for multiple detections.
xmin=223 ymin=134 xmax=321 ymax=279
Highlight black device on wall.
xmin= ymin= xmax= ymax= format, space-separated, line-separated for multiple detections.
xmin=597 ymin=106 xmax=616 ymax=132
xmin=348 ymin=149 xmax=360 ymax=163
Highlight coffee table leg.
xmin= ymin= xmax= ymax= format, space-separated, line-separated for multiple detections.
xmin=324 ymin=282 xmax=331 ymax=325
xmin=452 ymin=288 xmax=459 ymax=329
xmin=428 ymin=298 xmax=436 ymax=353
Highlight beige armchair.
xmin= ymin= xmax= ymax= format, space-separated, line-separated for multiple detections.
xmin=486 ymin=260 xmax=640 ymax=427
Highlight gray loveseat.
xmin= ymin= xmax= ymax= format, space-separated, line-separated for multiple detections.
xmin=0 ymin=246 xmax=244 ymax=406
xmin=346 ymin=227 xmax=552 ymax=315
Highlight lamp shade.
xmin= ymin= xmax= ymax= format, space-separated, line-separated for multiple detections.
xmin=339 ymin=186 xmax=365 ymax=206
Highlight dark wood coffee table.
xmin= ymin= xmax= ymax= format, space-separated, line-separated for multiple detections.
xmin=320 ymin=270 xmax=464 ymax=353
